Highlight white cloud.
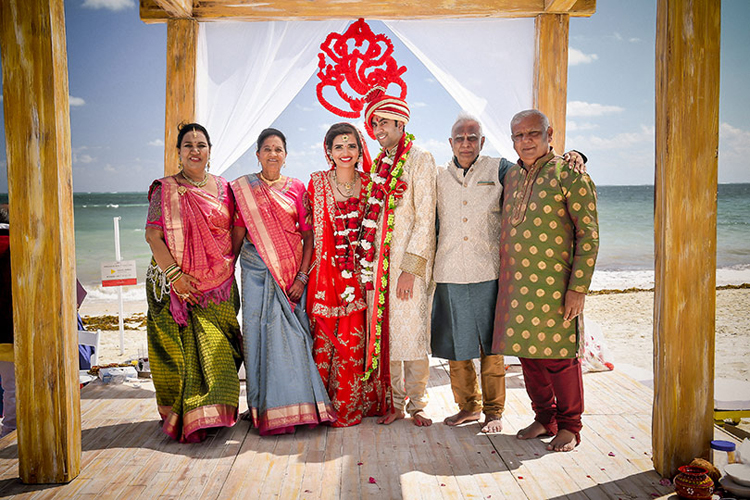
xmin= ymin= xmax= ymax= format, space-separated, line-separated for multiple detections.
xmin=0 ymin=95 xmax=3 ymax=103
xmin=72 ymin=146 xmax=95 ymax=165
xmin=719 ymin=122 xmax=750 ymax=158
xmin=569 ymin=124 xmax=654 ymax=150
xmin=629 ymin=38 xmax=641 ymax=43
xmin=566 ymin=121 xmax=598 ymax=132
xmin=103 ymin=164 xmax=116 ymax=173
xmin=148 ymin=139 xmax=164 ymax=147
xmin=415 ymin=137 xmax=452 ymax=163
xmin=567 ymin=100 xmax=625 ymax=117
xmin=718 ymin=123 xmax=750 ymax=182
xmin=81 ymin=0 xmax=135 ymax=11
xmin=411 ymin=101 xmax=427 ymax=108
xmin=613 ymin=32 xmax=623 ymax=41
xmin=569 ymin=48 xmax=599 ymax=66
xmin=69 ymin=96 xmax=85 ymax=107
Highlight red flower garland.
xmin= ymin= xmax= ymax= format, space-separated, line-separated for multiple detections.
xmin=331 ymin=192 xmax=365 ymax=276
xmin=356 ymin=133 xmax=412 ymax=289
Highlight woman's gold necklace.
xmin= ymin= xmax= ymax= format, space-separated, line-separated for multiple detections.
xmin=181 ymin=170 xmax=209 ymax=188
xmin=259 ymin=171 xmax=284 ymax=186
xmin=331 ymin=170 xmax=358 ymax=198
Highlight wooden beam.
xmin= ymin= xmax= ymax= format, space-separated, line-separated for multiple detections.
xmin=544 ymin=0 xmax=578 ymax=12
xmin=652 ymin=0 xmax=720 ymax=478
xmin=153 ymin=0 xmax=192 ymax=18
xmin=0 ymin=0 xmax=81 ymax=483
xmin=140 ymin=0 xmax=596 ymax=23
xmin=534 ymin=13 xmax=569 ymax=153
xmin=164 ymin=18 xmax=198 ymax=175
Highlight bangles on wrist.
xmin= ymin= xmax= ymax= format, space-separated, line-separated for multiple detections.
xmin=163 ymin=263 xmax=184 ymax=284
xmin=295 ymin=271 xmax=309 ymax=285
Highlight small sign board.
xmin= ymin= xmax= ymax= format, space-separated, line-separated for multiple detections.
xmin=101 ymin=260 xmax=137 ymax=287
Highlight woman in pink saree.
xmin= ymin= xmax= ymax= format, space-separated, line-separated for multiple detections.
xmin=145 ymin=123 xmax=242 ymax=443
xmin=231 ymin=128 xmax=336 ymax=435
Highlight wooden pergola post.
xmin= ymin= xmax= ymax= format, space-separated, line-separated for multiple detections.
xmin=164 ymin=18 xmax=198 ymax=176
xmin=0 ymin=0 xmax=81 ymax=483
xmin=652 ymin=0 xmax=720 ymax=478
xmin=534 ymin=12 xmax=569 ymax=152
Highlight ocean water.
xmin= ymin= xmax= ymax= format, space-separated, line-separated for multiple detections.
xmin=1 ymin=184 xmax=749 ymax=299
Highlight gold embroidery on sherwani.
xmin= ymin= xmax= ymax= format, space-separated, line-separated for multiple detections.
xmin=510 ymin=151 xmax=557 ymax=227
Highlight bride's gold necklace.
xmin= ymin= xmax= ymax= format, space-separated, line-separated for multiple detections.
xmin=181 ymin=170 xmax=209 ymax=188
xmin=330 ymin=170 xmax=358 ymax=198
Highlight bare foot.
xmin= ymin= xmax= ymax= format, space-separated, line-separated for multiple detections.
xmin=481 ymin=414 xmax=503 ymax=434
xmin=547 ymin=429 xmax=577 ymax=452
xmin=377 ymin=409 xmax=405 ymax=425
xmin=412 ymin=411 xmax=432 ymax=427
xmin=444 ymin=409 xmax=481 ymax=426
xmin=516 ymin=420 xmax=550 ymax=440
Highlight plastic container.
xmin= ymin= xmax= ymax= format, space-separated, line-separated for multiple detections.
xmin=711 ymin=440 xmax=737 ymax=476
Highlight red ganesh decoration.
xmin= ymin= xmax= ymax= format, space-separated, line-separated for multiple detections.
xmin=316 ymin=19 xmax=407 ymax=118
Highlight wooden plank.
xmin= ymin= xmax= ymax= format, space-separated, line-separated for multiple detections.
xmin=533 ymin=12 xmax=569 ymax=154
xmin=653 ymin=0 xmax=721 ymax=478
xmin=277 ymin=431 xmax=311 ymax=499
xmin=544 ymin=0 xmax=578 ymax=12
xmin=154 ymin=0 xmax=192 ymax=18
xmin=297 ymin=426 xmax=327 ymax=497
xmin=0 ymin=0 xmax=80 ymax=484
xmin=318 ymin=428 xmax=343 ymax=500
xmin=217 ymin=425 xmax=276 ymax=498
xmin=164 ymin=18 xmax=198 ymax=176
xmin=141 ymin=0 xmax=596 ymax=23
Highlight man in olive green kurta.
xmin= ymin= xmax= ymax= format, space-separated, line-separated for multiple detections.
xmin=492 ymin=109 xmax=598 ymax=452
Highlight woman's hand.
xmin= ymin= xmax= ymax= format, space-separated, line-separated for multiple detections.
xmin=288 ymin=279 xmax=305 ymax=303
xmin=172 ymin=273 xmax=203 ymax=305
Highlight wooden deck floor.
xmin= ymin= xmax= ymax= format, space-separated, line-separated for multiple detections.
xmin=0 ymin=359 xmax=720 ymax=499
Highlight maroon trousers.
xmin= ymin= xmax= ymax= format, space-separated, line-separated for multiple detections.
xmin=519 ymin=357 xmax=584 ymax=442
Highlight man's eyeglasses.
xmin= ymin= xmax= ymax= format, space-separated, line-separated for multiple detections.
xmin=511 ymin=130 xmax=543 ymax=143
xmin=452 ymin=134 xmax=481 ymax=144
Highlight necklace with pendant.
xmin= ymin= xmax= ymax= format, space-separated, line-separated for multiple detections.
xmin=331 ymin=170 xmax=358 ymax=198
xmin=181 ymin=170 xmax=209 ymax=188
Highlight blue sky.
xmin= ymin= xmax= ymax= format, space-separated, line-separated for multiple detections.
xmin=1 ymin=0 xmax=748 ymax=192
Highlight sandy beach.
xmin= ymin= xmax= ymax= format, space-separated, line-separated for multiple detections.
xmin=80 ymin=287 xmax=750 ymax=385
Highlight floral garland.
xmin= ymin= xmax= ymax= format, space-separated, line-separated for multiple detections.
xmin=331 ymin=189 xmax=365 ymax=303
xmin=358 ymin=133 xmax=413 ymax=378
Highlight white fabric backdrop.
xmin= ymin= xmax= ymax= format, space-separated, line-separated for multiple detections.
xmin=384 ymin=19 xmax=534 ymax=160
xmin=196 ymin=19 xmax=534 ymax=174
xmin=196 ymin=21 xmax=348 ymax=175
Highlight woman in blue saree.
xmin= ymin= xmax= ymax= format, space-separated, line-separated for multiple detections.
xmin=231 ymin=128 xmax=336 ymax=435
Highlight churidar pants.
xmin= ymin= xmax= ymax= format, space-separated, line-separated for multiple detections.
xmin=519 ymin=357 xmax=584 ymax=442
xmin=390 ymin=357 xmax=430 ymax=415
xmin=448 ymin=351 xmax=505 ymax=417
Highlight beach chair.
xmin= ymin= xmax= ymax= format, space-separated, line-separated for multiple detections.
xmin=78 ymin=329 xmax=101 ymax=368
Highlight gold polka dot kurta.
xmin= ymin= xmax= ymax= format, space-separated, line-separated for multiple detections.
xmin=491 ymin=151 xmax=599 ymax=359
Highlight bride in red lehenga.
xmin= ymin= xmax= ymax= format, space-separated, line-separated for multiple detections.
xmin=306 ymin=122 xmax=389 ymax=427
